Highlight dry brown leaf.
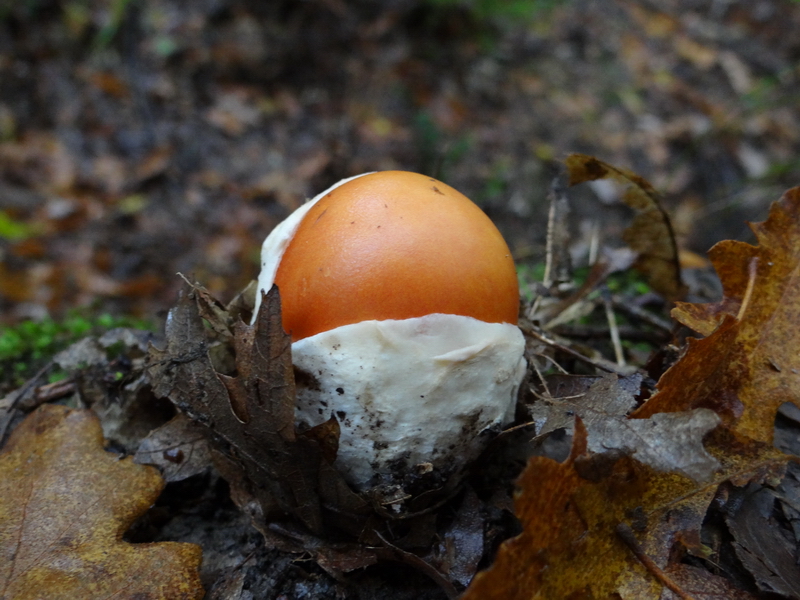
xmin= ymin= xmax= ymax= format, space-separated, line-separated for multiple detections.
xmin=565 ymin=153 xmax=686 ymax=300
xmin=532 ymin=373 xmax=720 ymax=482
xmin=633 ymin=187 xmax=800 ymax=444
xmin=135 ymin=413 xmax=213 ymax=483
xmin=660 ymin=564 xmax=758 ymax=600
xmin=726 ymin=485 xmax=800 ymax=597
xmin=0 ymin=404 xmax=203 ymax=600
xmin=427 ymin=489 xmax=486 ymax=589
xmin=462 ymin=419 xmax=788 ymax=599
xmin=148 ymin=282 xmax=369 ymax=534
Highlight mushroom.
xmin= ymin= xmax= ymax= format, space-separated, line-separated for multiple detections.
xmin=256 ymin=171 xmax=526 ymax=495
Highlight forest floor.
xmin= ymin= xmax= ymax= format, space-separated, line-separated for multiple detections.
xmin=1 ymin=0 xmax=798 ymax=324
xmin=1 ymin=1 xmax=800 ymax=599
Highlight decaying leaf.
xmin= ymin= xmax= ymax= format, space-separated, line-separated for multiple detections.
xmin=462 ymin=419 xmax=788 ymax=599
xmin=134 ymin=413 xmax=213 ymax=482
xmin=565 ymin=153 xmax=686 ymax=300
xmin=427 ymin=489 xmax=486 ymax=589
xmin=148 ymin=283 xmax=368 ymax=535
xmin=633 ymin=187 xmax=800 ymax=444
xmin=726 ymin=485 xmax=800 ymax=598
xmin=532 ymin=373 xmax=721 ymax=482
xmin=148 ymin=281 xmax=497 ymax=592
xmin=660 ymin=564 xmax=758 ymax=600
xmin=0 ymin=404 xmax=203 ymax=600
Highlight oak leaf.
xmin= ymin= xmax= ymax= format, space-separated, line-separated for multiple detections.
xmin=633 ymin=187 xmax=800 ymax=444
xmin=0 ymin=404 xmax=203 ymax=600
xmin=148 ymin=283 xmax=368 ymax=535
xmin=462 ymin=420 xmax=787 ymax=599
xmin=532 ymin=373 xmax=720 ymax=482
xmin=462 ymin=187 xmax=800 ymax=598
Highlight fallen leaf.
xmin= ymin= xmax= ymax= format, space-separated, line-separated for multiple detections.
xmin=148 ymin=282 xmax=368 ymax=534
xmin=565 ymin=153 xmax=686 ymax=300
xmin=726 ymin=485 xmax=800 ymax=597
xmin=0 ymin=404 xmax=203 ymax=600
xmin=633 ymin=187 xmax=800 ymax=444
xmin=462 ymin=419 xmax=788 ymax=599
xmin=532 ymin=373 xmax=721 ymax=482
xmin=428 ymin=489 xmax=486 ymax=589
xmin=660 ymin=564 xmax=758 ymax=600
xmin=135 ymin=413 xmax=213 ymax=482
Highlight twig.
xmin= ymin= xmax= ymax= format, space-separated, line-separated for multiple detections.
xmin=610 ymin=295 xmax=674 ymax=333
xmin=33 ymin=378 xmax=77 ymax=403
xmin=0 ymin=361 xmax=55 ymax=412
xmin=588 ymin=219 xmax=600 ymax=266
xmin=736 ymin=257 xmax=759 ymax=322
xmin=529 ymin=357 xmax=554 ymax=400
xmin=550 ymin=324 xmax=669 ymax=344
xmin=603 ymin=296 xmax=626 ymax=367
xmin=616 ymin=523 xmax=697 ymax=600
xmin=374 ymin=532 xmax=459 ymax=600
xmin=520 ymin=322 xmax=626 ymax=375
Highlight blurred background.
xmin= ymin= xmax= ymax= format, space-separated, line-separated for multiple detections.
xmin=0 ymin=0 xmax=798 ymax=324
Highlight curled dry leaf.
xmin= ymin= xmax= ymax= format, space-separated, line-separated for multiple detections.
xmin=0 ymin=404 xmax=203 ymax=600
xmin=148 ymin=282 xmax=368 ymax=535
xmin=565 ymin=153 xmax=686 ymax=300
xmin=633 ymin=187 xmax=800 ymax=444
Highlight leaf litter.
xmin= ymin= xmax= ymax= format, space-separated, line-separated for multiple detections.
xmin=2 ymin=168 xmax=800 ymax=598
xmin=462 ymin=183 xmax=800 ymax=599
xmin=531 ymin=372 xmax=721 ymax=483
xmin=0 ymin=404 xmax=203 ymax=600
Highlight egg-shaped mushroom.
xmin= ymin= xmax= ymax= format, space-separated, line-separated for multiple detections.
xmin=256 ymin=171 xmax=526 ymax=493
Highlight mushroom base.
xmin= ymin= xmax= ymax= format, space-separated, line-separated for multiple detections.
xmin=292 ymin=314 xmax=526 ymax=493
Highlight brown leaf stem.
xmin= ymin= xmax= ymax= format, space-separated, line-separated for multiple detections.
xmin=615 ymin=522 xmax=697 ymax=600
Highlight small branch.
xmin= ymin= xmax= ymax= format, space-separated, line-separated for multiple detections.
xmin=736 ymin=257 xmax=759 ymax=322
xmin=616 ymin=523 xmax=697 ymax=600
xmin=550 ymin=324 xmax=669 ymax=345
xmin=520 ymin=322 xmax=628 ymax=375
xmin=603 ymin=296 xmax=626 ymax=367
xmin=610 ymin=295 xmax=674 ymax=333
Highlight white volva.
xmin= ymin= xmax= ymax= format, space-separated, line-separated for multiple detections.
xmin=292 ymin=315 xmax=525 ymax=488
xmin=257 ymin=175 xmax=526 ymax=490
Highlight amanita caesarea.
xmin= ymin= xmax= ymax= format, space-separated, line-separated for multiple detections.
xmin=255 ymin=171 xmax=526 ymax=492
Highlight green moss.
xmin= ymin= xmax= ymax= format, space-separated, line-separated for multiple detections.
xmin=424 ymin=0 xmax=566 ymax=22
xmin=605 ymin=270 xmax=652 ymax=296
xmin=0 ymin=311 xmax=154 ymax=388
xmin=0 ymin=211 xmax=40 ymax=241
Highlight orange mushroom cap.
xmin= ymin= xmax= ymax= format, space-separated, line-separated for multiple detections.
xmin=274 ymin=171 xmax=520 ymax=341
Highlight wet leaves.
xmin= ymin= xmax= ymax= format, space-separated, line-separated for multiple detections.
xmin=634 ymin=187 xmax=800 ymax=444
xmin=0 ymin=404 xmax=203 ymax=600
xmin=5 ymin=183 xmax=800 ymax=598
xmin=532 ymin=373 xmax=721 ymax=482
xmin=463 ymin=186 xmax=800 ymax=599
xmin=462 ymin=420 xmax=788 ymax=600
xmin=726 ymin=485 xmax=800 ymax=597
